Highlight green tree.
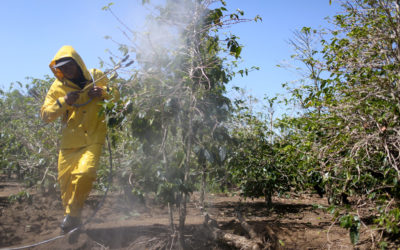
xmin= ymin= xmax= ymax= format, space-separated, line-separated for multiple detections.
xmin=0 ymin=77 xmax=60 ymax=192
xmin=103 ymin=0 xmax=259 ymax=248
xmin=280 ymin=0 xmax=400 ymax=245
xmin=227 ymin=91 xmax=294 ymax=207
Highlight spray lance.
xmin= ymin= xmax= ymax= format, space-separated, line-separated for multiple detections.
xmin=71 ymin=54 xmax=134 ymax=107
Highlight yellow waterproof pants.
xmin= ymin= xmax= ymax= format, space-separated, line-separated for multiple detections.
xmin=58 ymin=143 xmax=102 ymax=217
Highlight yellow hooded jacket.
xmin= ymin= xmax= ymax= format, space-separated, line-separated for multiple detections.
xmin=41 ymin=45 xmax=117 ymax=149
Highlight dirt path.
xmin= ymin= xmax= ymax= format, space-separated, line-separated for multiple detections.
xmin=0 ymin=182 xmax=374 ymax=249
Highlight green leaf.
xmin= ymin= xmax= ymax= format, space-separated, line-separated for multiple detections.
xmin=349 ymin=226 xmax=360 ymax=245
xmin=230 ymin=13 xmax=239 ymax=20
xmin=254 ymin=15 xmax=263 ymax=22
xmin=236 ymin=9 xmax=244 ymax=16
xmin=102 ymin=2 xmax=114 ymax=11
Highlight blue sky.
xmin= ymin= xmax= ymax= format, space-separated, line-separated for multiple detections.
xmin=0 ymin=0 xmax=341 ymax=105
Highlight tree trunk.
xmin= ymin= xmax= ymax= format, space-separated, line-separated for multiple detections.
xmin=178 ymin=193 xmax=187 ymax=249
xmin=236 ymin=211 xmax=260 ymax=241
xmin=264 ymin=188 xmax=272 ymax=208
xmin=236 ymin=210 xmax=279 ymax=249
xmin=203 ymin=213 xmax=263 ymax=250
xmin=168 ymin=202 xmax=175 ymax=232
xmin=199 ymin=162 xmax=206 ymax=210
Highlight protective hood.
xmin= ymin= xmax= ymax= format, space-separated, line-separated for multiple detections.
xmin=49 ymin=45 xmax=92 ymax=83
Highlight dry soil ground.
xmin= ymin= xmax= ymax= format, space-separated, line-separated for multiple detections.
xmin=0 ymin=180 xmax=392 ymax=249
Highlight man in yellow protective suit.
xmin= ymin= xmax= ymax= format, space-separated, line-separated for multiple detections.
xmin=41 ymin=45 xmax=118 ymax=233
